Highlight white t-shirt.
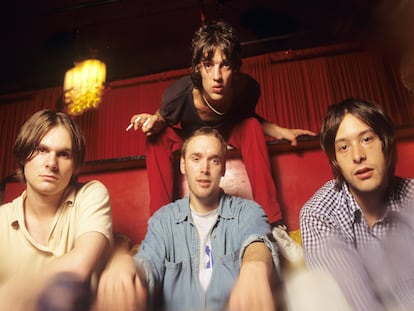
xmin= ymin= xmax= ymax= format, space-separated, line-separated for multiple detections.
xmin=191 ymin=207 xmax=219 ymax=291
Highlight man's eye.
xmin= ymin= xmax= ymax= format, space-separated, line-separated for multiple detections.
xmin=337 ymin=145 xmax=348 ymax=152
xmin=37 ymin=147 xmax=46 ymax=153
xmin=211 ymin=159 xmax=220 ymax=165
xmin=59 ymin=152 xmax=71 ymax=158
xmin=203 ymin=62 xmax=212 ymax=69
xmin=362 ymin=136 xmax=372 ymax=143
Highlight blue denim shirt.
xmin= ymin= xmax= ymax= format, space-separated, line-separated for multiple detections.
xmin=134 ymin=193 xmax=279 ymax=311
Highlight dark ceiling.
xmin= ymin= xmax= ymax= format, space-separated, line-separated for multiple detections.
xmin=0 ymin=0 xmax=411 ymax=95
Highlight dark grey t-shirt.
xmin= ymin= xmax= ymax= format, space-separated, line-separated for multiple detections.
xmin=159 ymin=74 xmax=262 ymax=138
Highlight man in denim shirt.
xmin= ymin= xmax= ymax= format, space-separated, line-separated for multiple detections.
xmin=96 ymin=127 xmax=280 ymax=311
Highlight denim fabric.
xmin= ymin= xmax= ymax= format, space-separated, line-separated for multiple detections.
xmin=134 ymin=193 xmax=279 ymax=311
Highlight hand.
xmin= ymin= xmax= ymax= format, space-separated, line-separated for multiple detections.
xmin=94 ymin=249 xmax=147 ymax=311
xmin=226 ymin=262 xmax=277 ymax=311
xmin=262 ymin=122 xmax=316 ymax=146
xmin=128 ymin=112 xmax=166 ymax=136
xmin=279 ymin=127 xmax=317 ymax=146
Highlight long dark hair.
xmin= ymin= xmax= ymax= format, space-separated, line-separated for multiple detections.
xmin=320 ymin=98 xmax=396 ymax=189
xmin=13 ymin=109 xmax=86 ymax=184
xmin=191 ymin=20 xmax=242 ymax=89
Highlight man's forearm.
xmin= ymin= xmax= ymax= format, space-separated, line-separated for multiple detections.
xmin=242 ymin=242 xmax=274 ymax=280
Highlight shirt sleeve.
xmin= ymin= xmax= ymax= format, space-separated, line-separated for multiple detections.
xmin=235 ymin=199 xmax=280 ymax=271
xmin=159 ymin=76 xmax=194 ymax=126
xmin=228 ymin=73 xmax=262 ymax=121
xmin=133 ymin=208 xmax=170 ymax=296
xmin=74 ymin=180 xmax=113 ymax=243
xmin=300 ymin=197 xmax=385 ymax=310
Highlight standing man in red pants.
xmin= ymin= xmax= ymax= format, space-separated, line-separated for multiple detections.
xmin=127 ymin=20 xmax=315 ymax=225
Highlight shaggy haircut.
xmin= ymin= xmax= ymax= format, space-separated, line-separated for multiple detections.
xmin=320 ymin=98 xmax=396 ymax=190
xmin=13 ymin=109 xmax=86 ymax=184
xmin=191 ymin=20 xmax=242 ymax=89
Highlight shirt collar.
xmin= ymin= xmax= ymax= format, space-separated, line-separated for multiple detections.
xmin=9 ymin=185 xmax=76 ymax=229
xmin=341 ymin=184 xmax=361 ymax=223
xmin=343 ymin=180 xmax=404 ymax=225
xmin=175 ymin=191 xmax=234 ymax=223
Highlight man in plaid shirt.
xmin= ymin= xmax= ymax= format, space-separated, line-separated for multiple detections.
xmin=300 ymin=98 xmax=414 ymax=310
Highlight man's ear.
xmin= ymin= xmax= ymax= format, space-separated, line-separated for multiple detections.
xmin=222 ymin=160 xmax=226 ymax=177
xmin=180 ymin=156 xmax=186 ymax=175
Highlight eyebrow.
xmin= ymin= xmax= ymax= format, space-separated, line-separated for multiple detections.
xmin=189 ymin=152 xmax=222 ymax=159
xmin=334 ymin=129 xmax=374 ymax=144
xmin=38 ymin=143 xmax=73 ymax=153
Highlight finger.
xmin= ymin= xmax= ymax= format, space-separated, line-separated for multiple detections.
xmin=141 ymin=116 xmax=153 ymax=135
xmin=130 ymin=115 xmax=141 ymax=124
xmin=142 ymin=116 xmax=151 ymax=128
xmin=300 ymin=129 xmax=317 ymax=136
xmin=133 ymin=116 xmax=145 ymax=131
xmin=126 ymin=116 xmax=142 ymax=131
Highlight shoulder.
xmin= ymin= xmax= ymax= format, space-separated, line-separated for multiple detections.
xmin=162 ymin=76 xmax=193 ymax=98
xmin=69 ymin=180 xmax=110 ymax=208
xmin=235 ymin=72 xmax=259 ymax=85
xmin=234 ymin=73 xmax=260 ymax=92
xmin=0 ymin=192 xmax=24 ymax=214
xmin=300 ymin=180 xmax=341 ymax=218
xmin=397 ymin=177 xmax=414 ymax=193
xmin=0 ymin=201 xmax=13 ymax=218
xmin=231 ymin=73 xmax=260 ymax=108
xmin=392 ymin=177 xmax=414 ymax=205
xmin=74 ymin=180 xmax=109 ymax=196
xmin=222 ymin=194 xmax=266 ymax=218
xmin=225 ymin=194 xmax=261 ymax=207
xmin=0 ymin=195 xmax=24 ymax=237
xmin=150 ymin=197 xmax=188 ymax=224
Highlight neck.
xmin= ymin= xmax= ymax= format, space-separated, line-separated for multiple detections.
xmin=352 ymin=188 xmax=388 ymax=228
xmin=189 ymin=192 xmax=221 ymax=214
xmin=25 ymin=188 xmax=64 ymax=217
xmin=200 ymin=90 xmax=226 ymax=116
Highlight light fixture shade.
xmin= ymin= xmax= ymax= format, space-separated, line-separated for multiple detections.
xmin=63 ymin=59 xmax=106 ymax=115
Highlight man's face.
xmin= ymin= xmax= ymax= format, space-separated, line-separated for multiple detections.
xmin=200 ymin=48 xmax=233 ymax=102
xmin=24 ymin=125 xmax=74 ymax=198
xmin=335 ymin=113 xmax=388 ymax=198
xmin=180 ymin=134 xmax=225 ymax=210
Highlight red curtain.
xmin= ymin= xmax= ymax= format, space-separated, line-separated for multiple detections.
xmin=1 ymin=43 xmax=413 ymax=182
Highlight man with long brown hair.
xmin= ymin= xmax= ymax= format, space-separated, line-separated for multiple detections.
xmin=0 ymin=109 xmax=113 ymax=311
xmin=127 ymin=20 xmax=315 ymax=225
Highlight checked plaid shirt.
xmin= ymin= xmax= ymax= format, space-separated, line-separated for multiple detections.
xmin=300 ymin=177 xmax=414 ymax=311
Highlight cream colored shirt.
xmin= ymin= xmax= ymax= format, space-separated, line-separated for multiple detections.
xmin=0 ymin=180 xmax=113 ymax=284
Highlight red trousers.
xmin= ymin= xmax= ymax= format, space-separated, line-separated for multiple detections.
xmin=145 ymin=118 xmax=282 ymax=223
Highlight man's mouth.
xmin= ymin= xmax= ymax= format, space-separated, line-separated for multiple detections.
xmin=197 ymin=179 xmax=211 ymax=187
xmin=40 ymin=174 xmax=58 ymax=181
xmin=212 ymin=86 xmax=223 ymax=93
xmin=354 ymin=167 xmax=373 ymax=179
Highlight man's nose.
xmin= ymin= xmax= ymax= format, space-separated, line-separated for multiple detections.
xmin=200 ymin=159 xmax=210 ymax=174
xmin=46 ymin=153 xmax=58 ymax=169
xmin=213 ymin=65 xmax=222 ymax=81
xmin=352 ymin=145 xmax=367 ymax=163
